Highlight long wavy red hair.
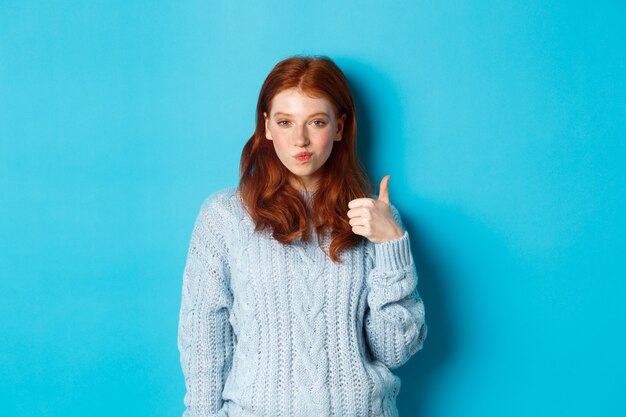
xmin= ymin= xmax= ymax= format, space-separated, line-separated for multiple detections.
xmin=239 ymin=55 xmax=373 ymax=263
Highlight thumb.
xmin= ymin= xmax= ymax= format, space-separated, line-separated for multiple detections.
xmin=378 ymin=175 xmax=390 ymax=204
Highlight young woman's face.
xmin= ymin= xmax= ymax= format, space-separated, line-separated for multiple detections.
xmin=264 ymin=88 xmax=345 ymax=192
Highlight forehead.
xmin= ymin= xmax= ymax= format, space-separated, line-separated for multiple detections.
xmin=269 ymin=88 xmax=334 ymax=115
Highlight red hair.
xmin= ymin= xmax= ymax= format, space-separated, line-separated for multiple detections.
xmin=239 ymin=55 xmax=373 ymax=263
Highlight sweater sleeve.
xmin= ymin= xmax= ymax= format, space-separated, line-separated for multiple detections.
xmin=363 ymin=204 xmax=427 ymax=369
xmin=177 ymin=196 xmax=235 ymax=417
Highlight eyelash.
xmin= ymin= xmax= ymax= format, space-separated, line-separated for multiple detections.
xmin=276 ymin=120 xmax=327 ymax=127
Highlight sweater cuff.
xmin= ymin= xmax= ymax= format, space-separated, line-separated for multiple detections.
xmin=373 ymin=230 xmax=412 ymax=271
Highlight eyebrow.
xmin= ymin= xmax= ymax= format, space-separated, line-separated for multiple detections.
xmin=273 ymin=112 xmax=330 ymax=118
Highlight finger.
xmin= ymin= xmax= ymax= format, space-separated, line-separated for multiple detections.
xmin=348 ymin=197 xmax=372 ymax=208
xmin=347 ymin=206 xmax=372 ymax=219
xmin=348 ymin=216 xmax=367 ymax=227
xmin=378 ymin=175 xmax=390 ymax=204
xmin=351 ymin=224 xmax=368 ymax=236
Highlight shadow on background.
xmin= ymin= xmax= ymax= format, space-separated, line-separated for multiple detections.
xmin=341 ymin=58 xmax=456 ymax=417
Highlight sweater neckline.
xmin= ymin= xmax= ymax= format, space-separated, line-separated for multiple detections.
xmin=298 ymin=190 xmax=315 ymax=206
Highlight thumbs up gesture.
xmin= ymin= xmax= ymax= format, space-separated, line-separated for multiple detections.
xmin=347 ymin=175 xmax=404 ymax=243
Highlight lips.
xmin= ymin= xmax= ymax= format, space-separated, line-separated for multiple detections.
xmin=294 ymin=152 xmax=312 ymax=161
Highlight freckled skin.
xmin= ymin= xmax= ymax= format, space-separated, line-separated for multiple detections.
xmin=264 ymin=88 xmax=345 ymax=192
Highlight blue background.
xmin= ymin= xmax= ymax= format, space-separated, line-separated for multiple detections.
xmin=1 ymin=1 xmax=625 ymax=416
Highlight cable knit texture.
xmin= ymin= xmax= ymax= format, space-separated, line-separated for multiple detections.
xmin=177 ymin=187 xmax=427 ymax=417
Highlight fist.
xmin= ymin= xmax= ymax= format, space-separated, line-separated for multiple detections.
xmin=347 ymin=175 xmax=404 ymax=244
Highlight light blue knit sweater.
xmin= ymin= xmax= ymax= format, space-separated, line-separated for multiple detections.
xmin=177 ymin=187 xmax=427 ymax=417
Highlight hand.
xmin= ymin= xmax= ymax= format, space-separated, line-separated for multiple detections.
xmin=347 ymin=175 xmax=404 ymax=243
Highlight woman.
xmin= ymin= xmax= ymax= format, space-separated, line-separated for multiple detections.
xmin=177 ymin=56 xmax=427 ymax=417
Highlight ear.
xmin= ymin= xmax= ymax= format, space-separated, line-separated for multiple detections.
xmin=264 ymin=112 xmax=273 ymax=140
xmin=335 ymin=114 xmax=347 ymax=141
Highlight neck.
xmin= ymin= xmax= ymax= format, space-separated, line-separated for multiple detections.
xmin=289 ymin=177 xmax=319 ymax=193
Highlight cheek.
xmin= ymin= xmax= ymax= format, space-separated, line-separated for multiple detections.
xmin=318 ymin=131 xmax=336 ymax=149
xmin=272 ymin=131 xmax=287 ymax=145
xmin=269 ymin=131 xmax=290 ymax=152
xmin=311 ymin=127 xmax=334 ymax=142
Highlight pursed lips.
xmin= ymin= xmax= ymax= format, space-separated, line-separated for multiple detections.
xmin=294 ymin=152 xmax=312 ymax=158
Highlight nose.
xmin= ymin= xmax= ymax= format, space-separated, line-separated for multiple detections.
xmin=293 ymin=124 xmax=309 ymax=147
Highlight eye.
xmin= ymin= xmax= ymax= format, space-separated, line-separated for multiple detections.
xmin=311 ymin=120 xmax=327 ymax=126
xmin=277 ymin=120 xmax=290 ymax=126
